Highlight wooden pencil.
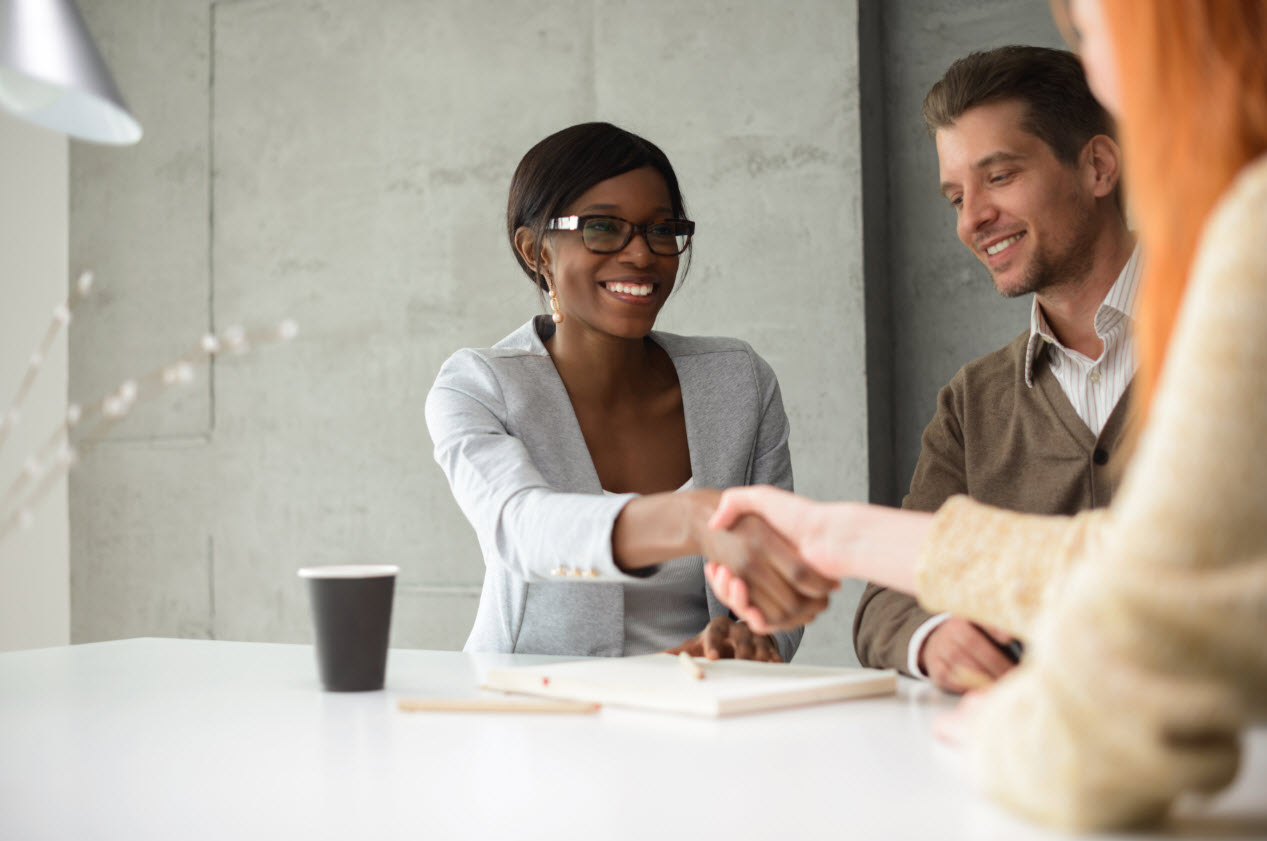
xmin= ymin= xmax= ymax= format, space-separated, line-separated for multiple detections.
xmin=397 ymin=697 xmax=600 ymax=714
xmin=678 ymin=651 xmax=705 ymax=680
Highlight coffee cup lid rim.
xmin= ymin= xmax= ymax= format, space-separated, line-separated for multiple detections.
xmin=297 ymin=564 xmax=400 ymax=579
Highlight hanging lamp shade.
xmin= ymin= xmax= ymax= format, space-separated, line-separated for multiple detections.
xmin=0 ymin=0 xmax=141 ymax=145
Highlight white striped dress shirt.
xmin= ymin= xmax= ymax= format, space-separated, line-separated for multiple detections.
xmin=1024 ymin=246 xmax=1142 ymax=435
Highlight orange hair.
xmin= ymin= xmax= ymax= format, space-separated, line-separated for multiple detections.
xmin=1101 ymin=1 xmax=1267 ymax=416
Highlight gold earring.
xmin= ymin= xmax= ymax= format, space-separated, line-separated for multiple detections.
xmin=549 ymin=285 xmax=563 ymax=324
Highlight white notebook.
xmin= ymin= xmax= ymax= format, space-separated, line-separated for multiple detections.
xmin=484 ymin=653 xmax=897 ymax=717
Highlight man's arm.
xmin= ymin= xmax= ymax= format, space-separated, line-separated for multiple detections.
xmin=852 ymin=583 xmax=939 ymax=674
xmin=853 ymin=377 xmax=966 ymax=672
xmin=853 ymin=373 xmax=1019 ymax=689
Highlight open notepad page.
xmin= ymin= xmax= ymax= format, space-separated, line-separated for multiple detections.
xmin=484 ymin=653 xmax=897 ymax=717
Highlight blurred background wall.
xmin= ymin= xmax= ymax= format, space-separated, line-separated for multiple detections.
xmin=0 ymin=114 xmax=69 ymax=652
xmin=1 ymin=0 xmax=1062 ymax=662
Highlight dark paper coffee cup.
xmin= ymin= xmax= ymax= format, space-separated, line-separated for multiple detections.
xmin=298 ymin=565 xmax=398 ymax=691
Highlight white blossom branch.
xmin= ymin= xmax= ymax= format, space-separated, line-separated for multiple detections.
xmin=0 ymin=272 xmax=94 ymax=454
xmin=0 ymin=295 xmax=298 ymax=545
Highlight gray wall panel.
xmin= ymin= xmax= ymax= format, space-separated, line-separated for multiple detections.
xmin=71 ymin=0 xmax=870 ymax=664
xmin=0 ymin=114 xmax=70 ymax=652
xmin=70 ymin=0 xmax=212 ymax=440
xmin=70 ymin=0 xmax=215 ymax=644
xmin=879 ymin=0 xmax=1063 ymax=499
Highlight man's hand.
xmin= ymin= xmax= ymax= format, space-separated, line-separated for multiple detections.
xmin=695 ymin=513 xmax=836 ymax=632
xmin=665 ymin=617 xmax=782 ymax=662
xmin=919 ymin=617 xmax=1019 ymax=693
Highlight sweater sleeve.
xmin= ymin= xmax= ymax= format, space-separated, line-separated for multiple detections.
xmin=425 ymin=349 xmax=638 ymax=583
xmin=916 ymin=497 xmax=1109 ymax=640
xmin=914 ymin=158 xmax=1267 ymax=830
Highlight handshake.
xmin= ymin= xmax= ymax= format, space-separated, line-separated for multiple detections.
xmin=695 ymin=485 xmax=858 ymax=634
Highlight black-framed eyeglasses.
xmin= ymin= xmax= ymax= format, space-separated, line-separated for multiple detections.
xmin=547 ymin=215 xmax=695 ymax=256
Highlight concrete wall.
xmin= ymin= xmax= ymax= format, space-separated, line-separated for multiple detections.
xmin=876 ymin=0 xmax=1064 ymax=499
xmin=69 ymin=0 xmax=869 ymax=664
xmin=64 ymin=0 xmax=1068 ymax=665
xmin=0 ymin=113 xmax=69 ymax=652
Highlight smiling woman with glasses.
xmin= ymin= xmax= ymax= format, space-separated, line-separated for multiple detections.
xmin=424 ymin=122 xmax=833 ymax=662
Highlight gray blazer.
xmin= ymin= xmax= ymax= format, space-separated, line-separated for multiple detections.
xmin=425 ymin=316 xmax=803 ymax=660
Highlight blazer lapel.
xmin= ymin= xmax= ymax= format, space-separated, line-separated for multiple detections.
xmin=668 ymin=349 xmax=737 ymax=491
xmin=517 ymin=318 xmax=624 ymax=651
xmin=658 ymin=335 xmax=743 ymax=622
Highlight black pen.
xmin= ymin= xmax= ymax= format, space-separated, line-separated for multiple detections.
xmin=975 ymin=623 xmax=1024 ymax=663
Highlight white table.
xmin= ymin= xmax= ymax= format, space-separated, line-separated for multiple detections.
xmin=1 ymin=639 xmax=1264 ymax=841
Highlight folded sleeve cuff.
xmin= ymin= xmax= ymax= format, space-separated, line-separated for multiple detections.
xmin=906 ymin=612 xmax=951 ymax=679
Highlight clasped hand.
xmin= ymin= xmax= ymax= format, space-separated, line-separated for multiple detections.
xmin=696 ymin=487 xmax=840 ymax=633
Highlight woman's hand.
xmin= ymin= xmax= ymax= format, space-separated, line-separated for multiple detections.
xmin=701 ymin=486 xmax=842 ymax=632
xmin=693 ymin=511 xmax=837 ymax=631
xmin=705 ymin=561 xmax=766 ymax=631
xmin=706 ymin=561 xmax=800 ymax=635
xmin=710 ymin=486 xmax=932 ymax=598
xmin=665 ymin=617 xmax=782 ymax=662
xmin=708 ymin=485 xmax=850 ymax=578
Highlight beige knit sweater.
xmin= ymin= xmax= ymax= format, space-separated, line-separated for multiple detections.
xmin=915 ymin=154 xmax=1267 ymax=831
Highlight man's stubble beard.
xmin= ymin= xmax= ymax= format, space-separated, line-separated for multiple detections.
xmin=995 ymin=215 xmax=1100 ymax=299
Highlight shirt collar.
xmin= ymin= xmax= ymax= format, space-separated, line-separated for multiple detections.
xmin=1024 ymin=244 xmax=1142 ymax=387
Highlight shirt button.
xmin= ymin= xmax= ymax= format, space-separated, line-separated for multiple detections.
xmin=1089 ymin=369 xmax=1102 ymax=384
xmin=1093 ymin=449 xmax=1109 ymax=466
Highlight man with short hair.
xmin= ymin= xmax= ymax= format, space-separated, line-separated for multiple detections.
xmin=853 ymin=45 xmax=1140 ymax=692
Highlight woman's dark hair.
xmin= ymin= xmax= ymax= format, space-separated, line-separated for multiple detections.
xmin=507 ymin=122 xmax=690 ymax=291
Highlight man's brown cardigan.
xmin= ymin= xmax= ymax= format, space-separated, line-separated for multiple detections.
xmin=853 ymin=330 xmax=1132 ymax=674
